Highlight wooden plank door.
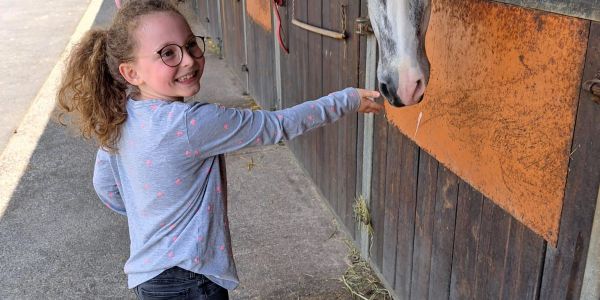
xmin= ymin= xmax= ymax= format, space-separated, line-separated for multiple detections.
xmin=279 ymin=0 xmax=363 ymax=239
xmin=221 ymin=0 xmax=247 ymax=88
xmin=245 ymin=0 xmax=277 ymax=109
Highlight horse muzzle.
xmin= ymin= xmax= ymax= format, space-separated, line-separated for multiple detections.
xmin=379 ymin=68 xmax=426 ymax=107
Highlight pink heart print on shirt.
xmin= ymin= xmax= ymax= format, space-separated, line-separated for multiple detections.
xmin=190 ymin=118 xmax=197 ymax=126
xmin=185 ymin=150 xmax=192 ymax=157
xmin=168 ymin=251 xmax=174 ymax=258
xmin=277 ymin=114 xmax=284 ymax=120
xmin=194 ymin=256 xmax=200 ymax=264
xmin=175 ymin=178 xmax=182 ymax=185
xmin=145 ymin=160 xmax=153 ymax=167
xmin=176 ymin=130 xmax=184 ymax=137
xmin=157 ymin=191 xmax=165 ymax=198
xmin=150 ymin=104 xmax=158 ymax=111
xmin=223 ymin=123 xmax=229 ymax=130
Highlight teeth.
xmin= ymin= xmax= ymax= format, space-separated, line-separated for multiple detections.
xmin=177 ymin=72 xmax=195 ymax=82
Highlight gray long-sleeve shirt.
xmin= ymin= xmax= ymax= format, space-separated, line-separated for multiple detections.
xmin=92 ymin=87 xmax=360 ymax=289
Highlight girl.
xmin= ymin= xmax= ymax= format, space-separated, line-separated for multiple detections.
xmin=56 ymin=0 xmax=383 ymax=299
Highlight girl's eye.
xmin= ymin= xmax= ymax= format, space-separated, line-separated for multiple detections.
xmin=187 ymin=41 xmax=199 ymax=50
xmin=161 ymin=49 xmax=175 ymax=58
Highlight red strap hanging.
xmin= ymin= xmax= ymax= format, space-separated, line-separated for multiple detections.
xmin=272 ymin=0 xmax=289 ymax=54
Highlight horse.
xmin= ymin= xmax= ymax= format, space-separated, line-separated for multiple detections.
xmin=368 ymin=0 xmax=431 ymax=107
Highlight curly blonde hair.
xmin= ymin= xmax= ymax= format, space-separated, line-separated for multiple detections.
xmin=56 ymin=0 xmax=184 ymax=152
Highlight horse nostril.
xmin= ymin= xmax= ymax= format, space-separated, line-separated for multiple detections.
xmin=379 ymin=81 xmax=404 ymax=107
xmin=414 ymin=79 xmax=425 ymax=103
xmin=379 ymin=82 xmax=390 ymax=99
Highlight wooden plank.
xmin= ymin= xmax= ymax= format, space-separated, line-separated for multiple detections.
xmin=409 ymin=150 xmax=439 ymax=300
xmin=221 ymin=0 xmax=246 ymax=85
xmin=540 ymin=21 xmax=600 ymax=300
xmin=393 ymin=135 xmax=419 ymax=298
xmin=428 ymin=165 xmax=459 ymax=299
xmin=321 ymin=0 xmax=340 ymax=215
xmin=381 ymin=124 xmax=404 ymax=286
xmin=205 ymin=0 xmax=223 ymax=42
xmin=307 ymin=0 xmax=323 ymax=197
xmin=473 ymin=198 xmax=512 ymax=299
xmin=342 ymin=0 xmax=361 ymax=239
xmin=245 ymin=4 xmax=276 ymax=110
xmin=370 ymin=103 xmax=389 ymax=270
xmin=449 ymin=183 xmax=484 ymax=300
xmin=284 ymin=0 xmax=304 ymax=164
xmin=501 ymin=218 xmax=545 ymax=299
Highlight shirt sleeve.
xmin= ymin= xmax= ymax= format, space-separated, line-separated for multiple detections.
xmin=92 ymin=149 xmax=126 ymax=216
xmin=186 ymin=87 xmax=360 ymax=159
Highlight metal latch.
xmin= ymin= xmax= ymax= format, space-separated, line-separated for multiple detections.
xmin=355 ymin=17 xmax=373 ymax=36
xmin=583 ymin=71 xmax=600 ymax=104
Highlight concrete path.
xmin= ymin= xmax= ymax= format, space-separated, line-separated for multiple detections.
xmin=0 ymin=0 xmax=91 ymax=153
xmin=0 ymin=1 xmax=354 ymax=299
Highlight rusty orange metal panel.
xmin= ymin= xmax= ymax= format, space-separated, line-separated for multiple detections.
xmin=386 ymin=0 xmax=589 ymax=245
xmin=246 ymin=0 xmax=272 ymax=32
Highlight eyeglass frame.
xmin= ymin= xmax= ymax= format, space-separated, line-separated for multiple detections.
xmin=155 ymin=35 xmax=206 ymax=67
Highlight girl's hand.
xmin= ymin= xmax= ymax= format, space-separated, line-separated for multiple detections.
xmin=356 ymin=89 xmax=384 ymax=114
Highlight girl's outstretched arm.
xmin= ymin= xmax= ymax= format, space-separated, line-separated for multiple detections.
xmin=92 ymin=149 xmax=126 ymax=216
xmin=185 ymin=88 xmax=381 ymax=159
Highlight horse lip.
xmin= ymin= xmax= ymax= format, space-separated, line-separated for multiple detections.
xmin=383 ymin=94 xmax=406 ymax=107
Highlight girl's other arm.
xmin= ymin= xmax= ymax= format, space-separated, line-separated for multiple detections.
xmin=186 ymin=88 xmax=382 ymax=158
xmin=92 ymin=149 xmax=126 ymax=216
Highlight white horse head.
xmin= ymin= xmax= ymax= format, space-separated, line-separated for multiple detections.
xmin=368 ymin=0 xmax=431 ymax=107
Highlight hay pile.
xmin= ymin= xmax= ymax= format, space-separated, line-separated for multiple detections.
xmin=341 ymin=241 xmax=391 ymax=300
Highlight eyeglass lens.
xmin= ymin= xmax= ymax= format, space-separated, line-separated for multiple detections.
xmin=159 ymin=36 xmax=205 ymax=67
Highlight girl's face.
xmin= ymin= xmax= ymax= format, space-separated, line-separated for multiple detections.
xmin=125 ymin=11 xmax=205 ymax=101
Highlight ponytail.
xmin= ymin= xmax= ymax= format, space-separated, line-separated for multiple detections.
xmin=56 ymin=29 xmax=128 ymax=153
xmin=56 ymin=0 xmax=184 ymax=153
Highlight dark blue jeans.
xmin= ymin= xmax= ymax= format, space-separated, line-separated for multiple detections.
xmin=133 ymin=267 xmax=229 ymax=300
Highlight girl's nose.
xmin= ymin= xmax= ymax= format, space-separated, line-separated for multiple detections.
xmin=180 ymin=48 xmax=195 ymax=67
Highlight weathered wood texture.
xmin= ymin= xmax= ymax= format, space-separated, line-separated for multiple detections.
xmin=199 ymin=0 xmax=222 ymax=47
xmin=279 ymin=0 xmax=361 ymax=240
xmin=212 ymin=3 xmax=600 ymax=300
xmin=245 ymin=2 xmax=277 ymax=110
xmin=369 ymin=128 xmax=547 ymax=300
xmin=539 ymin=21 xmax=600 ymax=300
xmin=221 ymin=0 xmax=246 ymax=85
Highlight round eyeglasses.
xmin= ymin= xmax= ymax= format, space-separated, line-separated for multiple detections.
xmin=156 ymin=36 xmax=205 ymax=67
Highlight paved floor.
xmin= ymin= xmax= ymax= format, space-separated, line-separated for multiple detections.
xmin=0 ymin=0 xmax=91 ymax=153
xmin=0 ymin=1 xmax=354 ymax=299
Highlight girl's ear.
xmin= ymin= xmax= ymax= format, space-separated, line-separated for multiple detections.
xmin=119 ymin=62 xmax=142 ymax=85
